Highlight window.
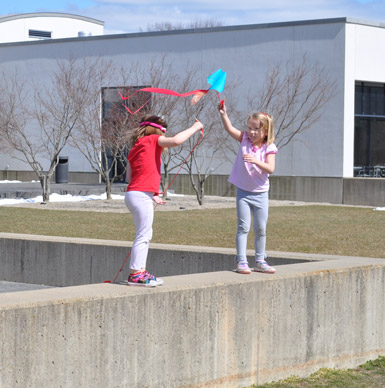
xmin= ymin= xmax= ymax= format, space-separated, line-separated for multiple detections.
xmin=28 ymin=29 xmax=52 ymax=39
xmin=101 ymin=86 xmax=152 ymax=182
xmin=354 ymin=82 xmax=385 ymax=177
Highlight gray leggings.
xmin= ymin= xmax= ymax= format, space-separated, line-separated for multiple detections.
xmin=235 ymin=187 xmax=269 ymax=263
xmin=124 ymin=191 xmax=154 ymax=271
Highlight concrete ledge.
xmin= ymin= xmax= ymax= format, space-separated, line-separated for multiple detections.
xmin=1 ymin=257 xmax=385 ymax=387
xmin=0 ymin=233 xmax=318 ymax=287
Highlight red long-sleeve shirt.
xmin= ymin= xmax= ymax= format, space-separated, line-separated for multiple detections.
xmin=127 ymin=134 xmax=162 ymax=195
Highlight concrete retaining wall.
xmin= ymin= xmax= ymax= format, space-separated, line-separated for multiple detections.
xmin=0 ymin=233 xmax=315 ymax=287
xmin=342 ymin=178 xmax=385 ymax=206
xmin=270 ymin=176 xmax=344 ymax=204
xmin=1 ymin=174 xmax=384 ymax=207
xmin=166 ymin=175 xmax=385 ymax=207
xmin=1 ymin=256 xmax=385 ymax=388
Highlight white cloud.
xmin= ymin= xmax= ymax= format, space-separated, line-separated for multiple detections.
xmin=3 ymin=0 xmax=385 ymax=34
xmin=80 ymin=0 xmax=385 ymax=34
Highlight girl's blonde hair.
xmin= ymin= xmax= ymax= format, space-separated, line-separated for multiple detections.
xmin=130 ymin=114 xmax=168 ymax=148
xmin=248 ymin=112 xmax=275 ymax=145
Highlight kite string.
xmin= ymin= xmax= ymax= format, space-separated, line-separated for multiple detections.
xmin=156 ymin=128 xmax=204 ymax=209
xmin=106 ymin=128 xmax=204 ymax=283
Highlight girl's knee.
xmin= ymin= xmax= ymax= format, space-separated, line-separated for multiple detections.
xmin=237 ymin=222 xmax=250 ymax=234
xmin=135 ymin=231 xmax=153 ymax=244
xmin=256 ymin=228 xmax=266 ymax=237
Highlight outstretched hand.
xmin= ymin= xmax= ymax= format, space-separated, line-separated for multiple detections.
xmin=153 ymin=195 xmax=166 ymax=205
xmin=193 ymin=119 xmax=204 ymax=133
xmin=218 ymin=99 xmax=226 ymax=115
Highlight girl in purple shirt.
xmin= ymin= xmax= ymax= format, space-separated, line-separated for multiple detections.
xmin=219 ymin=102 xmax=278 ymax=274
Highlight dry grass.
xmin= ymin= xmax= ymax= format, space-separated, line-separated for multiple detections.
xmin=252 ymin=356 xmax=385 ymax=388
xmin=0 ymin=205 xmax=384 ymax=258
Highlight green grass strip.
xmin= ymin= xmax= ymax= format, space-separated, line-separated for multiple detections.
xmin=0 ymin=205 xmax=384 ymax=258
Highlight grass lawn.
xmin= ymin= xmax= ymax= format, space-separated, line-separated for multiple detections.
xmin=0 ymin=205 xmax=384 ymax=258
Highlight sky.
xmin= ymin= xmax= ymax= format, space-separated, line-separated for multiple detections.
xmin=0 ymin=0 xmax=385 ymax=35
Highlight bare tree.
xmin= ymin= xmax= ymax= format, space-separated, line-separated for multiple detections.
xmin=247 ymin=55 xmax=337 ymax=149
xmin=178 ymin=74 xmax=249 ymax=204
xmin=142 ymin=19 xmax=223 ymax=32
xmin=118 ymin=57 xmax=205 ymax=199
xmin=0 ymin=58 xmax=94 ymax=202
xmin=171 ymin=90 xmax=232 ymax=205
xmin=68 ymin=58 xmax=134 ymax=199
xmin=156 ymin=65 xmax=203 ymax=198
xmin=117 ymin=57 xmax=235 ymax=204
xmin=69 ymin=57 xmax=173 ymax=200
xmin=70 ymin=55 xmax=201 ymax=201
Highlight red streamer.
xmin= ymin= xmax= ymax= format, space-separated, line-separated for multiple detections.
xmin=119 ymin=87 xmax=221 ymax=114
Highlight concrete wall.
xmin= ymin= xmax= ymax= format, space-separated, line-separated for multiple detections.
xmin=1 ymin=173 xmax=384 ymax=206
xmin=270 ymin=176 xmax=344 ymax=204
xmin=1 ymin=253 xmax=384 ymax=387
xmin=343 ymin=178 xmax=385 ymax=206
xmin=167 ymin=175 xmax=385 ymax=207
xmin=0 ymin=233 xmax=313 ymax=287
xmin=0 ymin=170 xmax=100 ymax=185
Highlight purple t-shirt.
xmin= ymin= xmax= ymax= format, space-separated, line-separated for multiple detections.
xmin=228 ymin=132 xmax=278 ymax=193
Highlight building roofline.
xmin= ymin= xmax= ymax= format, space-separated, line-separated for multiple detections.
xmin=259 ymin=16 xmax=385 ymax=29
xmin=0 ymin=12 xmax=104 ymax=26
xmin=0 ymin=16 xmax=384 ymax=48
xmin=105 ymin=17 xmax=385 ymax=38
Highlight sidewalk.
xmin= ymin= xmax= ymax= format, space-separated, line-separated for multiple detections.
xmin=0 ymin=280 xmax=54 ymax=293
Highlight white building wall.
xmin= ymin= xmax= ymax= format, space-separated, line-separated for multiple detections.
xmin=288 ymin=22 xmax=346 ymax=177
xmin=343 ymin=22 xmax=385 ymax=177
xmin=354 ymin=22 xmax=385 ymax=83
xmin=343 ymin=24 xmax=356 ymax=178
xmin=0 ymin=13 xmax=103 ymax=43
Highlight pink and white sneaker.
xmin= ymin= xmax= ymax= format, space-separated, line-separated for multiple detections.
xmin=254 ymin=261 xmax=276 ymax=274
xmin=235 ymin=261 xmax=252 ymax=274
xmin=128 ymin=271 xmax=164 ymax=287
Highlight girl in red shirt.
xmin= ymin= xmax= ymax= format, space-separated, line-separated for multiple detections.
xmin=125 ymin=114 xmax=204 ymax=286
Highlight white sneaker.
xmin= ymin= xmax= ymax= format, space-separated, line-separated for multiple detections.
xmin=254 ymin=261 xmax=276 ymax=274
xmin=235 ymin=261 xmax=252 ymax=274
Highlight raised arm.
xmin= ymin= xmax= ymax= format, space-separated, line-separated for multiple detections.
xmin=158 ymin=120 xmax=203 ymax=148
xmin=218 ymin=102 xmax=242 ymax=142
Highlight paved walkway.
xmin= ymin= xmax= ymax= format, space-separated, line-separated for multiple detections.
xmin=0 ymin=281 xmax=55 ymax=293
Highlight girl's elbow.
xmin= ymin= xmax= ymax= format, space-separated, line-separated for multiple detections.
xmin=173 ymin=139 xmax=184 ymax=146
xmin=167 ymin=139 xmax=182 ymax=147
xmin=266 ymin=164 xmax=275 ymax=174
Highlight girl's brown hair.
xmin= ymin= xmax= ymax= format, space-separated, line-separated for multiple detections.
xmin=248 ymin=112 xmax=275 ymax=145
xmin=130 ymin=115 xmax=168 ymax=147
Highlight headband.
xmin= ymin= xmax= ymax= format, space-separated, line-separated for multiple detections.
xmin=140 ymin=121 xmax=167 ymax=133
